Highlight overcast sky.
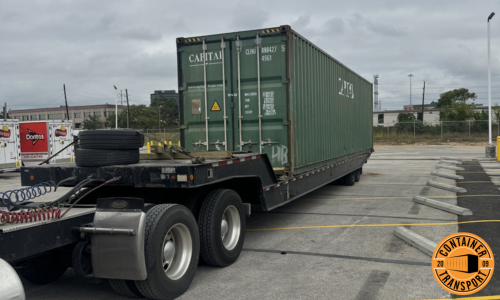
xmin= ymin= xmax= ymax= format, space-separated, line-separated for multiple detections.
xmin=1 ymin=0 xmax=500 ymax=111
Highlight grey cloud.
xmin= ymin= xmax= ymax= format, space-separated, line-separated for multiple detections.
xmin=230 ymin=2 xmax=269 ymax=29
xmin=118 ymin=26 xmax=162 ymax=41
xmin=292 ymin=15 xmax=311 ymax=30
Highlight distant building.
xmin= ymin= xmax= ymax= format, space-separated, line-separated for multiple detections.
xmin=151 ymin=90 xmax=179 ymax=105
xmin=403 ymin=101 xmax=438 ymax=111
xmin=374 ymin=105 xmax=496 ymax=127
xmin=9 ymin=104 xmax=126 ymax=129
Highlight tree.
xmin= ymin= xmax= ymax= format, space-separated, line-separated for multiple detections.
xmin=82 ymin=115 xmax=103 ymax=130
xmin=107 ymin=105 xmax=158 ymax=129
xmin=436 ymin=88 xmax=477 ymax=108
xmin=150 ymin=96 xmax=179 ymax=127
xmin=397 ymin=113 xmax=416 ymax=123
xmin=436 ymin=88 xmax=478 ymax=121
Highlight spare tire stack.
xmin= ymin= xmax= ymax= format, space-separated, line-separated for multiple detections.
xmin=75 ymin=130 xmax=144 ymax=167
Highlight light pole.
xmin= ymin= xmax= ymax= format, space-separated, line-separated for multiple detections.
xmin=487 ymin=12 xmax=496 ymax=157
xmin=408 ymin=74 xmax=413 ymax=108
xmin=113 ymin=85 xmax=118 ymax=129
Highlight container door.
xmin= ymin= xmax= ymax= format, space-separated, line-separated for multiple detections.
xmin=0 ymin=122 xmax=19 ymax=168
xmin=20 ymin=122 xmax=49 ymax=166
xmin=49 ymin=122 xmax=71 ymax=162
xmin=180 ymin=38 xmax=232 ymax=151
xmin=232 ymin=33 xmax=289 ymax=168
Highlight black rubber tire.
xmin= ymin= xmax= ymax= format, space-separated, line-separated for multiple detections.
xmin=342 ymin=172 xmax=356 ymax=186
xmin=109 ymin=279 xmax=144 ymax=298
xmin=360 ymin=167 xmax=363 ymax=175
xmin=79 ymin=130 xmax=144 ymax=150
xmin=354 ymin=169 xmax=361 ymax=182
xmin=21 ymin=253 xmax=68 ymax=285
xmin=72 ymin=241 xmax=93 ymax=279
xmin=198 ymin=189 xmax=246 ymax=267
xmin=75 ymin=148 xmax=139 ymax=167
xmin=135 ymin=204 xmax=199 ymax=300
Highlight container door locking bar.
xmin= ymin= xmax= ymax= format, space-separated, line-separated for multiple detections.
xmin=221 ymin=37 xmax=228 ymax=151
xmin=202 ymin=38 xmax=209 ymax=151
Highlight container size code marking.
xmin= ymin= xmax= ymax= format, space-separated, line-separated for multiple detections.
xmin=339 ymin=78 xmax=354 ymax=99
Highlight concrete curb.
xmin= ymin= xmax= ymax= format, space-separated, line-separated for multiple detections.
xmin=427 ymin=180 xmax=467 ymax=193
xmin=436 ymin=164 xmax=465 ymax=171
xmin=412 ymin=196 xmax=473 ymax=215
xmin=440 ymin=159 xmax=462 ymax=165
xmin=440 ymin=156 xmax=461 ymax=161
xmin=393 ymin=227 xmax=437 ymax=257
xmin=430 ymin=171 xmax=464 ymax=180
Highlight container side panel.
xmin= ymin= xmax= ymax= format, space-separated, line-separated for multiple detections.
xmin=290 ymin=33 xmax=373 ymax=174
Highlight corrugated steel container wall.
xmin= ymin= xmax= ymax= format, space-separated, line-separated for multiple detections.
xmin=177 ymin=26 xmax=373 ymax=176
xmin=289 ymin=31 xmax=373 ymax=174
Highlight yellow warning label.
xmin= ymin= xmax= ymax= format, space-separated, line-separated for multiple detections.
xmin=211 ymin=101 xmax=221 ymax=111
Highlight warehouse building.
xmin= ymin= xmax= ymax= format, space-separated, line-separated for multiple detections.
xmin=9 ymin=104 xmax=126 ymax=129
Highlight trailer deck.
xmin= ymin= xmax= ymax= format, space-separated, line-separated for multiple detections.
xmin=20 ymin=151 xmax=371 ymax=211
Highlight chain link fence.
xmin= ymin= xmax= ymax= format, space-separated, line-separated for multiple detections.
xmin=374 ymin=120 xmax=499 ymax=143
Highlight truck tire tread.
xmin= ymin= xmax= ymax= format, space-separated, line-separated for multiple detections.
xmin=135 ymin=204 xmax=199 ymax=300
xmin=109 ymin=279 xmax=143 ymax=298
xmin=198 ymin=189 xmax=245 ymax=267
xmin=79 ymin=130 xmax=144 ymax=150
xmin=75 ymin=148 xmax=139 ymax=167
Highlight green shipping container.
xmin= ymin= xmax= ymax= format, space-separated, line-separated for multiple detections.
xmin=177 ymin=25 xmax=373 ymax=176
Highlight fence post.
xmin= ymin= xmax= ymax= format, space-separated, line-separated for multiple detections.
xmin=387 ymin=126 xmax=389 ymax=142
xmin=440 ymin=121 xmax=443 ymax=140
xmin=469 ymin=120 xmax=471 ymax=137
xmin=164 ymin=128 xmax=166 ymax=141
xmin=414 ymin=121 xmax=416 ymax=139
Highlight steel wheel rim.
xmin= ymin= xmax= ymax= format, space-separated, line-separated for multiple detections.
xmin=221 ymin=205 xmax=240 ymax=250
xmin=162 ymin=223 xmax=192 ymax=280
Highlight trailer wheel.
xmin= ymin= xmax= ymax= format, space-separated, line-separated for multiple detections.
xmin=109 ymin=279 xmax=143 ymax=298
xmin=199 ymin=189 xmax=246 ymax=267
xmin=75 ymin=148 xmax=139 ymax=167
xmin=79 ymin=130 xmax=144 ymax=150
xmin=342 ymin=172 xmax=356 ymax=186
xmin=20 ymin=253 xmax=68 ymax=285
xmin=135 ymin=204 xmax=199 ymax=300
xmin=354 ymin=169 xmax=361 ymax=182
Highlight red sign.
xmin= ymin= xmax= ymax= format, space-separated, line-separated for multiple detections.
xmin=20 ymin=122 xmax=48 ymax=153
xmin=0 ymin=125 xmax=10 ymax=139
xmin=55 ymin=128 xmax=67 ymax=137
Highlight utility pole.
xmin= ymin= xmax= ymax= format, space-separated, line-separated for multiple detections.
xmin=63 ymin=84 xmax=70 ymax=121
xmin=408 ymin=74 xmax=414 ymax=108
xmin=125 ymin=89 xmax=130 ymax=128
xmin=421 ymin=81 xmax=425 ymax=122
xmin=3 ymin=103 xmax=7 ymax=120
xmin=157 ymin=96 xmax=161 ymax=129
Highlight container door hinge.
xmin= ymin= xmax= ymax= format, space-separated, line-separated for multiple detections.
xmin=179 ymin=125 xmax=187 ymax=130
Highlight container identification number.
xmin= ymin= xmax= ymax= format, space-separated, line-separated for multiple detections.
xmin=339 ymin=78 xmax=354 ymax=99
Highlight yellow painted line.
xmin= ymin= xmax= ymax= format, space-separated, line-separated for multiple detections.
xmin=247 ymin=220 xmax=500 ymax=232
xmin=307 ymin=195 xmax=500 ymax=201
xmin=412 ymin=295 xmax=500 ymax=300
xmin=357 ymin=181 xmax=500 ymax=186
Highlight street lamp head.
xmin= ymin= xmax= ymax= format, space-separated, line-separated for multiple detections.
xmin=488 ymin=12 xmax=495 ymax=22
xmin=113 ymin=85 xmax=117 ymax=90
xmin=408 ymin=74 xmax=413 ymax=77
